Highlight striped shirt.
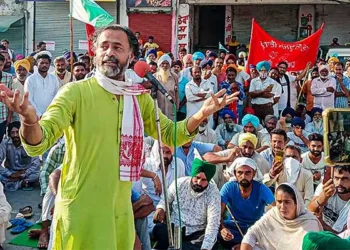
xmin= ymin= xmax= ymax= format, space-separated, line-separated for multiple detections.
xmin=335 ymin=76 xmax=350 ymax=108
xmin=0 ymin=72 xmax=12 ymax=123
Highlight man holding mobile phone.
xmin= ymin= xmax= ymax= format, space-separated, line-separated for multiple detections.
xmin=308 ymin=166 xmax=350 ymax=234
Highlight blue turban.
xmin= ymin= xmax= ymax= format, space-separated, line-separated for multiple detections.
xmin=208 ymin=52 xmax=218 ymax=58
xmin=146 ymin=49 xmax=157 ymax=58
xmin=281 ymin=107 xmax=296 ymax=118
xmin=242 ymin=114 xmax=260 ymax=129
xmin=63 ymin=51 xmax=77 ymax=61
xmin=192 ymin=52 xmax=205 ymax=61
xmin=256 ymin=61 xmax=271 ymax=71
xmin=311 ymin=107 xmax=323 ymax=117
xmin=200 ymin=59 xmax=213 ymax=68
xmin=291 ymin=117 xmax=305 ymax=129
xmin=221 ymin=109 xmax=236 ymax=120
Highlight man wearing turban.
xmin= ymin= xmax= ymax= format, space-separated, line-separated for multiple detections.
xmin=152 ymin=158 xmax=220 ymax=250
xmin=154 ymin=54 xmax=179 ymax=120
xmin=311 ymin=64 xmax=336 ymax=109
xmin=249 ymin=61 xmax=282 ymax=122
xmin=12 ymin=59 xmax=31 ymax=121
xmin=287 ymin=117 xmax=310 ymax=154
xmin=215 ymin=109 xmax=242 ymax=149
xmin=192 ymin=51 xmax=205 ymax=67
xmin=305 ymin=107 xmax=323 ymax=134
xmin=0 ymin=122 xmax=40 ymax=191
xmin=228 ymin=114 xmax=270 ymax=153
xmin=146 ymin=49 xmax=157 ymax=64
xmin=219 ymin=157 xmax=275 ymax=248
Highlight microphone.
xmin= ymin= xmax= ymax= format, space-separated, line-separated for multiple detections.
xmin=134 ymin=61 xmax=174 ymax=104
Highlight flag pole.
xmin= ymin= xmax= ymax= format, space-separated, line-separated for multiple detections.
xmin=69 ymin=0 xmax=74 ymax=79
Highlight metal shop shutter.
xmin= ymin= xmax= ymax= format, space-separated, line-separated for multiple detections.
xmin=231 ymin=5 xmax=299 ymax=45
xmin=315 ymin=5 xmax=350 ymax=46
xmin=128 ymin=13 xmax=172 ymax=53
xmin=35 ymin=2 xmax=116 ymax=58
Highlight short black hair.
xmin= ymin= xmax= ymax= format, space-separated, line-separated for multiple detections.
xmin=308 ymin=133 xmax=323 ymax=144
xmin=190 ymin=66 xmax=201 ymax=75
xmin=93 ymin=25 xmax=140 ymax=58
xmin=36 ymin=53 xmax=51 ymax=64
xmin=226 ymin=66 xmax=237 ymax=74
xmin=72 ymin=62 xmax=86 ymax=70
xmin=1 ymin=39 xmax=9 ymax=44
xmin=149 ymin=61 xmax=157 ymax=67
xmin=278 ymin=61 xmax=288 ymax=68
xmin=276 ymin=184 xmax=297 ymax=204
xmin=79 ymin=55 xmax=90 ymax=62
xmin=135 ymin=31 xmax=140 ymax=35
xmin=179 ymin=48 xmax=187 ymax=53
xmin=148 ymin=36 xmax=154 ymax=40
xmin=334 ymin=165 xmax=350 ymax=174
xmin=37 ymin=41 xmax=46 ymax=48
xmin=0 ymin=54 xmax=5 ymax=63
xmin=334 ymin=62 xmax=344 ymax=69
xmin=0 ymin=45 xmax=6 ymax=51
xmin=270 ymin=128 xmax=287 ymax=141
xmin=285 ymin=145 xmax=301 ymax=157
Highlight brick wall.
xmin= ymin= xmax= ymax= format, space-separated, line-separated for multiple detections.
xmin=128 ymin=13 xmax=172 ymax=53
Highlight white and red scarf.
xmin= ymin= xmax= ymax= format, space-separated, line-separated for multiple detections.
xmin=95 ymin=70 xmax=150 ymax=181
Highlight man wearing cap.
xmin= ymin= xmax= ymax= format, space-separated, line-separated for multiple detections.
xmin=12 ymin=59 xmax=31 ymax=121
xmin=219 ymin=157 xmax=275 ymax=248
xmin=228 ymin=114 xmax=270 ymax=153
xmin=0 ymin=122 xmax=40 ymax=191
xmin=25 ymin=53 xmax=60 ymax=118
xmin=249 ymin=61 xmax=281 ymax=122
xmin=311 ymin=65 xmax=337 ymax=109
xmin=305 ymin=108 xmax=323 ymax=134
xmin=261 ymin=115 xmax=278 ymax=136
xmin=154 ymin=54 xmax=179 ymax=120
xmin=215 ymin=109 xmax=242 ymax=149
xmin=152 ymin=158 xmax=220 ymax=250
xmin=287 ymin=117 xmax=310 ymax=154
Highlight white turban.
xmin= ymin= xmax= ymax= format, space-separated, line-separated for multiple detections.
xmin=318 ymin=64 xmax=329 ymax=73
xmin=157 ymin=54 xmax=172 ymax=67
xmin=230 ymin=157 xmax=257 ymax=171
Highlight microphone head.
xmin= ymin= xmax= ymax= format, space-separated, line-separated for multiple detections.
xmin=134 ymin=61 xmax=151 ymax=78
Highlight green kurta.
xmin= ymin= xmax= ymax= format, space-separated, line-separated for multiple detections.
xmin=21 ymin=77 xmax=195 ymax=250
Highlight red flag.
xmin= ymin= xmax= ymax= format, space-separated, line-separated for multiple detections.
xmin=246 ymin=19 xmax=324 ymax=71
xmin=85 ymin=24 xmax=95 ymax=57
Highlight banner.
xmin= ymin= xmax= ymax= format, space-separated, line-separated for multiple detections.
xmin=85 ymin=24 xmax=95 ymax=56
xmin=246 ymin=19 xmax=324 ymax=71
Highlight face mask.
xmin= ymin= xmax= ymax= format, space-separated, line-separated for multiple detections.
xmin=259 ymin=72 xmax=268 ymax=79
xmin=199 ymin=124 xmax=207 ymax=133
xmin=284 ymin=157 xmax=301 ymax=184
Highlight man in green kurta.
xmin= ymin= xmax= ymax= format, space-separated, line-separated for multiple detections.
xmin=0 ymin=25 xmax=237 ymax=250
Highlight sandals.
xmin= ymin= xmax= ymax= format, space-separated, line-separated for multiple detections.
xmin=10 ymin=221 xmax=34 ymax=234
xmin=19 ymin=206 xmax=33 ymax=219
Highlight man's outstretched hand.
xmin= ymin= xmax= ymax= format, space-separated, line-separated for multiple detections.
xmin=199 ymin=89 xmax=239 ymax=118
xmin=0 ymin=84 xmax=37 ymax=122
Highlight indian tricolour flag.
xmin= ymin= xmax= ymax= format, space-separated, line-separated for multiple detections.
xmin=71 ymin=0 xmax=114 ymax=28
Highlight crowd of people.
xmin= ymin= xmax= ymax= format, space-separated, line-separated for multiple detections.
xmin=0 ymin=27 xmax=349 ymax=250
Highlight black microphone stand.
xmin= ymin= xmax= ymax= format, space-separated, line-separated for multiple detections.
xmin=150 ymin=85 xmax=175 ymax=249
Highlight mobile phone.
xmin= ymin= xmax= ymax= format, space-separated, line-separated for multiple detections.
xmin=323 ymin=166 xmax=333 ymax=185
xmin=275 ymin=150 xmax=284 ymax=163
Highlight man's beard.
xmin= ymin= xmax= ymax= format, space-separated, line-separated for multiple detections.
xmin=225 ymin=122 xmax=234 ymax=133
xmin=266 ymin=126 xmax=274 ymax=133
xmin=242 ymin=151 xmax=254 ymax=158
xmin=314 ymin=119 xmax=323 ymax=130
xmin=239 ymin=179 xmax=252 ymax=188
xmin=12 ymin=137 xmax=21 ymax=146
xmin=98 ymin=55 xmax=128 ymax=79
xmin=310 ymin=150 xmax=322 ymax=157
xmin=56 ymin=69 xmax=66 ymax=74
xmin=191 ymin=181 xmax=207 ymax=193
xmin=17 ymin=75 xmax=27 ymax=82
xmin=4 ymin=62 xmax=11 ymax=70
xmin=163 ymin=156 xmax=173 ymax=166
xmin=75 ymin=74 xmax=85 ymax=81
xmin=38 ymin=67 xmax=48 ymax=73
xmin=159 ymin=68 xmax=170 ymax=83
xmin=336 ymin=185 xmax=350 ymax=194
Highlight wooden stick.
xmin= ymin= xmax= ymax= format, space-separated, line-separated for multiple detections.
xmin=226 ymin=205 xmax=244 ymax=237
xmin=295 ymin=65 xmax=311 ymax=109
